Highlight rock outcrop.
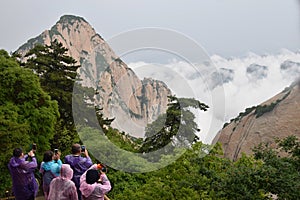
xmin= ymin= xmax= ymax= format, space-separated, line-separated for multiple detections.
xmin=17 ymin=15 xmax=171 ymax=137
xmin=213 ymin=81 xmax=300 ymax=160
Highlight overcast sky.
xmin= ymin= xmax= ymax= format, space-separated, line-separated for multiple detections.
xmin=0 ymin=0 xmax=299 ymax=57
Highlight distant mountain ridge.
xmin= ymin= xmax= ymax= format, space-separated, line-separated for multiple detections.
xmin=213 ymin=81 xmax=300 ymax=160
xmin=16 ymin=15 xmax=171 ymax=137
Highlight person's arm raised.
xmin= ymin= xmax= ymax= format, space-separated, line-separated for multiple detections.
xmin=22 ymin=150 xmax=37 ymax=170
xmin=83 ymin=149 xmax=93 ymax=167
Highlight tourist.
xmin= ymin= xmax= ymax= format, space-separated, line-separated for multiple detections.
xmin=39 ymin=150 xmax=62 ymax=199
xmin=48 ymin=164 xmax=78 ymax=200
xmin=64 ymin=144 xmax=92 ymax=200
xmin=8 ymin=147 xmax=38 ymax=200
xmin=80 ymin=164 xmax=111 ymax=200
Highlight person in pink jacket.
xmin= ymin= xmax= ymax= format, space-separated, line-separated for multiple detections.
xmin=48 ymin=164 xmax=78 ymax=200
xmin=79 ymin=164 xmax=111 ymax=200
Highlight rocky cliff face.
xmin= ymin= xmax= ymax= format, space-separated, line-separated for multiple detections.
xmin=17 ymin=15 xmax=171 ymax=137
xmin=213 ymin=81 xmax=300 ymax=160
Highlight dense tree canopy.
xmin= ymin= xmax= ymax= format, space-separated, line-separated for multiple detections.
xmin=0 ymin=50 xmax=59 ymax=195
xmin=21 ymin=40 xmax=114 ymax=153
xmin=106 ymin=136 xmax=300 ymax=200
xmin=24 ymin=40 xmax=79 ymax=127
xmin=22 ymin=40 xmax=81 ymax=151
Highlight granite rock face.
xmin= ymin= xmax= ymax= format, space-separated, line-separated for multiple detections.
xmin=17 ymin=15 xmax=171 ymax=137
xmin=213 ymin=81 xmax=300 ymax=160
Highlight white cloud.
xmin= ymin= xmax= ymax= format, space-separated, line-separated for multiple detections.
xmin=128 ymin=49 xmax=300 ymax=143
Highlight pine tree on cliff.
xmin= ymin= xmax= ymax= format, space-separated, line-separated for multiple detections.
xmin=24 ymin=39 xmax=79 ymax=129
xmin=22 ymin=40 xmax=114 ymax=150
xmin=140 ymin=95 xmax=209 ymax=157
xmin=21 ymin=40 xmax=81 ymax=150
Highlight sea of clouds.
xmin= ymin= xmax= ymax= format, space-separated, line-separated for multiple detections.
xmin=128 ymin=49 xmax=300 ymax=143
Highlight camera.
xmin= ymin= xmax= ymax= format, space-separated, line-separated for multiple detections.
xmin=54 ymin=149 xmax=59 ymax=154
xmin=81 ymin=145 xmax=86 ymax=152
xmin=97 ymin=163 xmax=108 ymax=173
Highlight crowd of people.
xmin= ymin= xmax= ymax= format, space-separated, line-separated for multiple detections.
xmin=7 ymin=143 xmax=111 ymax=200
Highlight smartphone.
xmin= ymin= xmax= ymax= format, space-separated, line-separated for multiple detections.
xmin=81 ymin=145 xmax=86 ymax=152
xmin=54 ymin=149 xmax=58 ymax=154
xmin=32 ymin=143 xmax=37 ymax=151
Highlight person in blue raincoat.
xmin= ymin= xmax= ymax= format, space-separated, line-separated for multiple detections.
xmin=40 ymin=150 xmax=62 ymax=199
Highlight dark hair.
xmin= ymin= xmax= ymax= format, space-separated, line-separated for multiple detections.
xmin=13 ymin=148 xmax=23 ymax=157
xmin=71 ymin=144 xmax=81 ymax=154
xmin=86 ymin=169 xmax=99 ymax=184
xmin=43 ymin=150 xmax=54 ymax=162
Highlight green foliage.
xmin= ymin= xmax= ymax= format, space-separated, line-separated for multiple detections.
xmin=0 ymin=50 xmax=59 ymax=196
xmin=23 ymin=40 xmax=81 ymax=150
xmin=223 ymin=88 xmax=292 ymax=128
xmin=21 ymin=40 xmax=117 ymax=156
xmin=24 ymin=40 xmax=79 ymax=128
xmin=51 ymin=119 xmax=81 ymax=154
xmin=140 ymin=96 xmax=209 ymax=158
xmin=277 ymin=135 xmax=300 ymax=159
xmin=223 ymin=106 xmax=256 ymax=128
xmin=21 ymin=40 xmax=117 ymax=157
xmin=255 ymin=103 xmax=277 ymax=118
xmin=77 ymin=126 xmax=156 ymax=173
xmin=102 ymin=136 xmax=300 ymax=200
xmin=213 ymin=155 xmax=268 ymax=199
xmin=255 ymin=90 xmax=291 ymax=118
xmin=104 ymin=127 xmax=140 ymax=152
xmin=107 ymin=142 xmax=217 ymax=200
xmin=251 ymin=136 xmax=300 ymax=199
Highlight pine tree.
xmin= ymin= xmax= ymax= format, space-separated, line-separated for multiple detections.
xmin=23 ymin=40 xmax=81 ymax=150
xmin=24 ymin=40 xmax=79 ymax=128
xmin=23 ymin=40 xmax=114 ymax=151
xmin=140 ymin=95 xmax=209 ymax=155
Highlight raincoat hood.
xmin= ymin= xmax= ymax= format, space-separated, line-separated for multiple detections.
xmin=60 ymin=164 xmax=73 ymax=180
xmin=47 ymin=164 xmax=78 ymax=200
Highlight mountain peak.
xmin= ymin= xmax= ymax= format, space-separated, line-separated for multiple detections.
xmin=53 ymin=15 xmax=93 ymax=33
xmin=17 ymin=14 xmax=105 ymax=64
xmin=16 ymin=15 xmax=172 ymax=137
xmin=58 ymin=15 xmax=88 ymax=24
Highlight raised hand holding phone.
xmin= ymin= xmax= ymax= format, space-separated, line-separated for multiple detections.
xmin=81 ymin=145 xmax=89 ymax=157
xmin=31 ymin=143 xmax=37 ymax=153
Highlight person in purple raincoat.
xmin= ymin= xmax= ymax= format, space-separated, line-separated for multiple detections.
xmin=8 ymin=147 xmax=38 ymax=200
xmin=64 ymin=144 xmax=92 ymax=200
